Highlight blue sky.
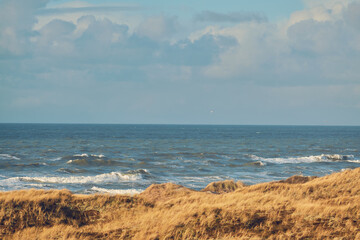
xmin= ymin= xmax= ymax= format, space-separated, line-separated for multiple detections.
xmin=1 ymin=0 xmax=360 ymax=125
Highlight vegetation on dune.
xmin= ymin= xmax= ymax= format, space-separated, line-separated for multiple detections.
xmin=1 ymin=168 xmax=360 ymax=239
xmin=201 ymin=180 xmax=245 ymax=194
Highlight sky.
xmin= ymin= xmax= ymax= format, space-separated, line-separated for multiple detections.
xmin=0 ymin=0 xmax=360 ymax=125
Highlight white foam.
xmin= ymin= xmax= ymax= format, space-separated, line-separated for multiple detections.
xmin=73 ymin=153 xmax=89 ymax=157
xmin=0 ymin=154 xmax=20 ymax=160
xmin=90 ymin=186 xmax=142 ymax=195
xmin=321 ymin=154 xmax=354 ymax=161
xmin=131 ymin=169 xmax=149 ymax=174
xmin=248 ymin=154 xmax=357 ymax=164
xmin=0 ymin=177 xmax=22 ymax=185
xmin=348 ymin=160 xmax=360 ymax=163
xmin=182 ymin=176 xmax=223 ymax=182
xmin=73 ymin=153 xmax=105 ymax=158
xmin=9 ymin=171 xmax=141 ymax=184
xmin=24 ymin=183 xmax=47 ymax=188
xmin=253 ymin=161 xmax=266 ymax=166
xmin=0 ymin=180 xmax=47 ymax=190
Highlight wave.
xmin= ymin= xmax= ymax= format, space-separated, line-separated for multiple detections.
xmin=247 ymin=154 xmax=358 ymax=164
xmin=0 ymin=162 xmax=48 ymax=169
xmin=56 ymin=168 xmax=87 ymax=174
xmin=62 ymin=153 xmax=123 ymax=166
xmin=243 ymin=161 xmax=266 ymax=166
xmin=0 ymin=154 xmax=20 ymax=160
xmin=14 ymin=163 xmax=48 ymax=167
xmin=7 ymin=170 xmax=147 ymax=184
xmin=73 ymin=153 xmax=106 ymax=158
xmin=89 ymin=186 xmax=142 ymax=195
xmin=345 ymin=148 xmax=358 ymax=152
xmin=127 ymin=169 xmax=150 ymax=174
xmin=182 ymin=176 xmax=224 ymax=183
xmin=66 ymin=159 xmax=122 ymax=166
xmin=348 ymin=160 xmax=360 ymax=163
xmin=62 ymin=153 xmax=106 ymax=160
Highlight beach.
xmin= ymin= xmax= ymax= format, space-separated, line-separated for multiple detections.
xmin=1 ymin=167 xmax=360 ymax=239
xmin=2 ymin=0 xmax=360 ymax=238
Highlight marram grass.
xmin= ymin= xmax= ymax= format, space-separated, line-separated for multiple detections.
xmin=1 ymin=168 xmax=360 ymax=239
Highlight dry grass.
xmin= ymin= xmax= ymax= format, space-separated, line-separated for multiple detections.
xmin=1 ymin=168 xmax=360 ymax=239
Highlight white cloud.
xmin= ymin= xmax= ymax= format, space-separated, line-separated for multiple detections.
xmin=2 ymin=0 xmax=360 ymax=86
xmin=193 ymin=1 xmax=360 ymax=85
xmin=0 ymin=0 xmax=49 ymax=55
xmin=199 ymin=22 xmax=288 ymax=81
xmin=136 ymin=16 xmax=179 ymax=41
xmin=288 ymin=6 xmax=334 ymax=26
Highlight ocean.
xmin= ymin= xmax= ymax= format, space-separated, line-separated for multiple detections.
xmin=0 ymin=124 xmax=359 ymax=194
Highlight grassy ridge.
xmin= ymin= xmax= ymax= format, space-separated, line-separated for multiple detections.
xmin=1 ymin=168 xmax=360 ymax=239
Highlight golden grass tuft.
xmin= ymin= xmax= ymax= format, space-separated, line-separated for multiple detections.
xmin=278 ymin=175 xmax=318 ymax=184
xmin=201 ymin=180 xmax=245 ymax=194
xmin=139 ymin=183 xmax=195 ymax=202
xmin=1 ymin=168 xmax=360 ymax=239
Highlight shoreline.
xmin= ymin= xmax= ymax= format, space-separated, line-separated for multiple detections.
xmin=1 ymin=168 xmax=360 ymax=239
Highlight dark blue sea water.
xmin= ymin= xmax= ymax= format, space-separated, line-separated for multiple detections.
xmin=0 ymin=124 xmax=359 ymax=194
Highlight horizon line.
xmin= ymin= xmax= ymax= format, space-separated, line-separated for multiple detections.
xmin=0 ymin=122 xmax=359 ymax=127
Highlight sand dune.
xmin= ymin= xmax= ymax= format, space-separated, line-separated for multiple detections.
xmin=1 ymin=168 xmax=360 ymax=239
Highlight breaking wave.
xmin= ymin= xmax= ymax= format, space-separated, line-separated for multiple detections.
xmin=0 ymin=154 xmax=20 ymax=160
xmin=56 ymin=168 xmax=87 ymax=174
xmin=348 ymin=160 xmax=360 ymax=163
xmin=89 ymin=186 xmax=142 ymax=195
xmin=247 ymin=154 xmax=358 ymax=164
xmin=73 ymin=153 xmax=105 ymax=158
xmin=66 ymin=159 xmax=122 ymax=166
xmin=7 ymin=170 xmax=146 ymax=184
xmin=243 ymin=161 xmax=266 ymax=166
xmin=62 ymin=153 xmax=106 ymax=160
xmin=64 ymin=153 xmax=122 ymax=166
